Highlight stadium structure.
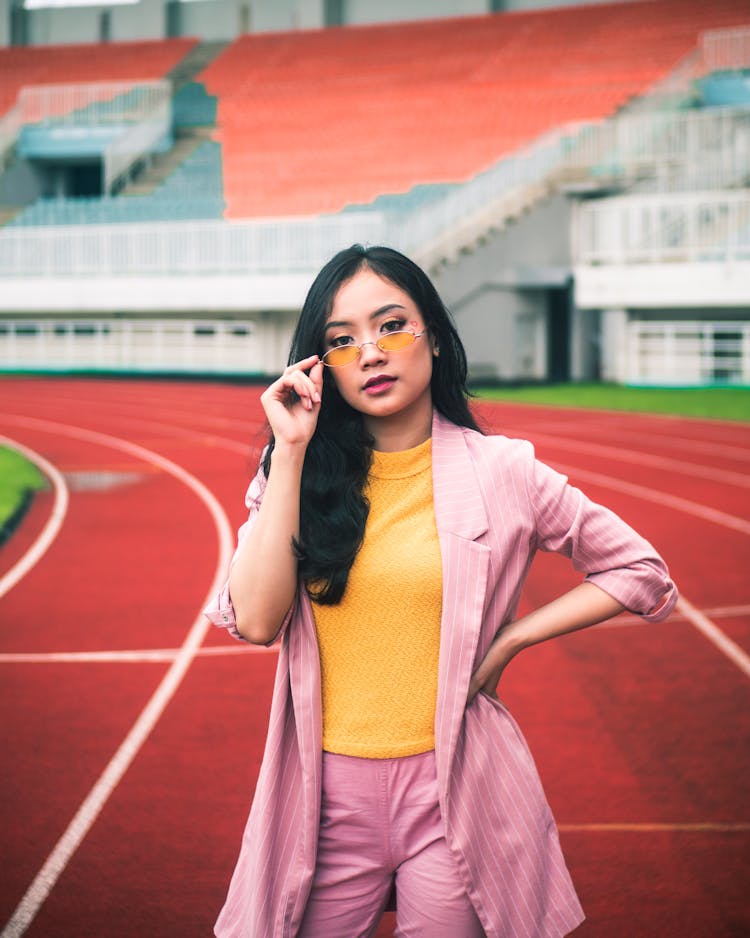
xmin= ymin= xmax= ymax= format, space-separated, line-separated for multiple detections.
xmin=0 ymin=0 xmax=748 ymax=386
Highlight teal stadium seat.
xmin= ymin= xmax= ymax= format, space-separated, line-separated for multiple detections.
xmin=173 ymin=82 xmax=219 ymax=129
xmin=9 ymin=140 xmax=225 ymax=226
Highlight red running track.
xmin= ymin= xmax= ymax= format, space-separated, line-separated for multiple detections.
xmin=1 ymin=377 xmax=748 ymax=938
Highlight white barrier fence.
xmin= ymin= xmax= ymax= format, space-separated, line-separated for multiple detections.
xmin=0 ymin=318 xmax=267 ymax=374
xmin=1 ymin=81 xmax=173 ymax=195
xmin=559 ymin=106 xmax=750 ymax=191
xmin=701 ymin=24 xmax=750 ymax=72
xmin=627 ymin=320 xmax=750 ymax=386
xmin=0 ymin=212 xmax=387 ymax=276
xmin=16 ymin=80 xmax=172 ymax=126
xmin=103 ymin=95 xmax=173 ymax=194
xmin=573 ymin=191 xmax=750 ymax=265
xmin=0 ymin=104 xmax=23 ymax=164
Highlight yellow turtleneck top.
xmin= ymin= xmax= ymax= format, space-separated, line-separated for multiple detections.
xmin=312 ymin=437 xmax=443 ymax=758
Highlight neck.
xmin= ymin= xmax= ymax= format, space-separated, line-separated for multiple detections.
xmin=366 ymin=401 xmax=433 ymax=452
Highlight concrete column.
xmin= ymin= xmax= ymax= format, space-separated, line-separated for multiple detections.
xmin=600 ymin=308 xmax=629 ymax=383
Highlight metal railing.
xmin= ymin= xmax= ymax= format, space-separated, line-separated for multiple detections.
xmin=0 ymin=104 xmax=23 ymax=164
xmin=558 ymin=106 xmax=750 ymax=192
xmin=632 ymin=23 xmax=750 ymax=110
xmin=701 ymin=24 xmax=750 ymax=72
xmin=573 ymin=190 xmax=750 ymax=265
xmin=627 ymin=320 xmax=750 ymax=386
xmin=103 ymin=96 xmax=172 ymax=194
xmin=16 ymin=80 xmax=172 ymax=127
xmin=0 ymin=212 xmax=387 ymax=277
xmin=0 ymin=318 xmax=269 ymax=374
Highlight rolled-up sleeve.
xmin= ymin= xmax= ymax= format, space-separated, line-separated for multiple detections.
xmin=528 ymin=450 xmax=678 ymax=622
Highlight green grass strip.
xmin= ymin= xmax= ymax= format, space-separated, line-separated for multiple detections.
xmin=473 ymin=384 xmax=750 ymax=422
xmin=0 ymin=445 xmax=47 ymax=533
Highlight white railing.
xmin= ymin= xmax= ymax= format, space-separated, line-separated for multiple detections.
xmin=397 ymin=126 xmax=570 ymax=265
xmin=8 ymin=80 xmax=174 ymax=195
xmin=0 ymin=103 xmax=23 ymax=163
xmin=627 ymin=320 xmax=750 ymax=386
xmin=701 ymin=24 xmax=750 ymax=72
xmin=573 ymin=191 xmax=750 ymax=265
xmin=627 ymin=23 xmax=750 ymax=111
xmin=0 ymin=213 xmax=388 ymax=277
xmin=559 ymin=106 xmax=750 ymax=191
xmin=16 ymin=80 xmax=172 ymax=127
xmin=0 ymin=318 xmax=268 ymax=374
xmin=103 ymin=97 xmax=172 ymax=194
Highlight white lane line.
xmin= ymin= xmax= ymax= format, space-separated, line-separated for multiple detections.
xmin=554 ymin=462 xmax=750 ymax=537
xmin=0 ymin=416 xmax=234 ymax=938
xmin=551 ymin=460 xmax=750 ymax=680
xmin=675 ymin=596 xmax=750 ymax=681
xmin=0 ymin=644 xmax=276 ymax=663
xmin=528 ymin=431 xmax=750 ymax=489
xmin=1 ymin=602 xmax=748 ymax=662
xmin=0 ymin=436 xmax=70 ymax=601
xmin=496 ymin=417 xmax=750 ymax=462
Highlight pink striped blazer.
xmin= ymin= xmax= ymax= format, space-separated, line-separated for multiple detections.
xmin=204 ymin=411 xmax=677 ymax=938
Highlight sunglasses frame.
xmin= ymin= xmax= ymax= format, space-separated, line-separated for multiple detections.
xmin=321 ymin=328 xmax=426 ymax=368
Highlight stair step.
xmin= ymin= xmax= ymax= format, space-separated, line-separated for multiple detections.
xmin=167 ymin=40 xmax=229 ymax=91
xmin=119 ymin=133 xmax=208 ymax=196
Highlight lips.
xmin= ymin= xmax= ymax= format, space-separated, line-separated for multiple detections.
xmin=363 ymin=374 xmax=396 ymax=393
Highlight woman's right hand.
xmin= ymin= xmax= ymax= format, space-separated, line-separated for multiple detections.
xmin=260 ymin=355 xmax=324 ymax=447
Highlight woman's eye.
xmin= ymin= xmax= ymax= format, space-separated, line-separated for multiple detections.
xmin=329 ymin=335 xmax=354 ymax=348
xmin=381 ymin=318 xmax=406 ymax=333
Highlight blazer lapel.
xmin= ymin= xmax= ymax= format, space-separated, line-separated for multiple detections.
xmin=431 ymin=412 xmax=491 ymax=795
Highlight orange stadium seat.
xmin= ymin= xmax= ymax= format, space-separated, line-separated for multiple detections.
xmin=0 ymin=38 xmax=197 ymax=118
xmin=196 ymin=0 xmax=750 ymax=218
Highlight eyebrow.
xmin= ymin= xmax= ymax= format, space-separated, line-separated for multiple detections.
xmin=324 ymin=304 xmax=406 ymax=332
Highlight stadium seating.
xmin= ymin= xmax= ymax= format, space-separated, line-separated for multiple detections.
xmin=197 ymin=0 xmax=750 ymax=217
xmin=1 ymin=0 xmax=748 ymax=224
xmin=8 ymin=139 xmax=224 ymax=226
xmin=0 ymin=38 xmax=197 ymax=119
xmin=173 ymin=81 xmax=219 ymax=129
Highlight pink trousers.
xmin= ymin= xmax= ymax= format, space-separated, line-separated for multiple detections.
xmin=298 ymin=749 xmax=485 ymax=938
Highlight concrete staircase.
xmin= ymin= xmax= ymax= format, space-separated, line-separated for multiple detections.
xmin=120 ymin=127 xmax=213 ymax=197
xmin=166 ymin=40 xmax=228 ymax=92
xmin=118 ymin=40 xmax=228 ymax=198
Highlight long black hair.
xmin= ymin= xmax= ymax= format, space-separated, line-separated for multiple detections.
xmin=263 ymin=244 xmax=482 ymax=603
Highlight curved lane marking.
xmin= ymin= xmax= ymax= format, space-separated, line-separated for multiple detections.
xmin=0 ymin=415 xmax=234 ymax=938
xmin=503 ymin=419 xmax=750 ymax=463
xmin=553 ymin=461 xmax=750 ymax=537
xmin=528 ymin=431 xmax=750 ymax=489
xmin=1 ymin=598 xmax=747 ymax=662
xmin=0 ymin=436 xmax=70 ymax=601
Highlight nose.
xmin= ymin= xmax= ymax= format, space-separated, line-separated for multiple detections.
xmin=358 ymin=339 xmax=387 ymax=367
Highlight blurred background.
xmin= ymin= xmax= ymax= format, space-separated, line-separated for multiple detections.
xmin=0 ymin=0 xmax=748 ymax=392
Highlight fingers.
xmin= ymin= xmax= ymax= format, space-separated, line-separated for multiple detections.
xmin=263 ymin=356 xmax=322 ymax=413
xmin=283 ymin=357 xmax=321 ymax=410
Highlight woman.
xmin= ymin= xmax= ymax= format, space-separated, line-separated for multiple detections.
xmin=205 ymin=244 xmax=677 ymax=938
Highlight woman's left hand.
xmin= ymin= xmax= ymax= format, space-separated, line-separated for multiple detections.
xmin=466 ymin=583 xmax=627 ymax=707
